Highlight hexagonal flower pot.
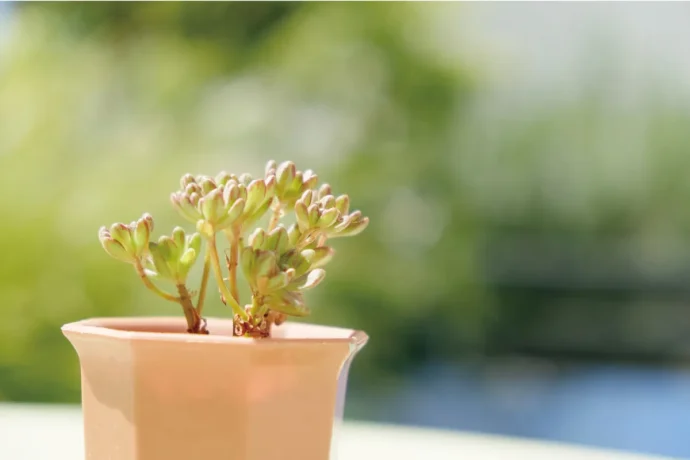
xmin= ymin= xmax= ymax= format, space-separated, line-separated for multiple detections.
xmin=62 ymin=316 xmax=367 ymax=460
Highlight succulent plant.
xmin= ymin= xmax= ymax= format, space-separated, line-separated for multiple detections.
xmin=98 ymin=160 xmax=369 ymax=337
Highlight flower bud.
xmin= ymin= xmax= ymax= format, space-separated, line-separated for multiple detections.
xmin=335 ymin=195 xmax=350 ymax=215
xmin=172 ymin=227 xmax=186 ymax=249
xmin=287 ymin=224 xmax=301 ymax=247
xmin=215 ymin=171 xmax=232 ymax=186
xmin=216 ymin=198 xmax=245 ymax=230
xmin=180 ymin=174 xmax=196 ymax=189
xmin=200 ymin=188 xmax=224 ymax=223
xmin=189 ymin=192 xmax=201 ymax=206
xmin=99 ymin=227 xmax=133 ymax=263
xmin=265 ymin=160 xmax=277 ymax=177
xmin=199 ymin=177 xmax=217 ymax=195
xmin=248 ymin=228 xmax=266 ymax=250
xmin=307 ymin=204 xmax=320 ymax=227
xmin=133 ymin=217 xmax=151 ymax=256
xmin=276 ymin=161 xmax=296 ymax=191
xmin=300 ymin=190 xmax=315 ymax=207
xmin=289 ymin=171 xmax=304 ymax=194
xmin=184 ymin=183 xmax=201 ymax=196
xmin=265 ymin=174 xmax=276 ymax=197
xmin=318 ymin=184 xmax=332 ymax=199
xmin=317 ymin=207 xmax=339 ymax=229
xmin=296 ymin=269 xmax=326 ymax=291
xmin=245 ymin=179 xmax=267 ymax=214
xmin=266 ymin=227 xmax=288 ymax=253
xmin=239 ymin=173 xmax=253 ymax=186
xmin=294 ymin=201 xmax=310 ymax=231
xmin=171 ymin=192 xmax=202 ymax=223
xmin=109 ymin=223 xmax=134 ymax=252
xmin=142 ymin=213 xmax=154 ymax=233
xmin=302 ymin=170 xmax=319 ymax=191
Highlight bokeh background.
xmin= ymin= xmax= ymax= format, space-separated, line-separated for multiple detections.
xmin=2 ymin=2 xmax=690 ymax=457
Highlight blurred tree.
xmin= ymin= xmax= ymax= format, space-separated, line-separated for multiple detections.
xmin=4 ymin=2 xmax=690 ymax=407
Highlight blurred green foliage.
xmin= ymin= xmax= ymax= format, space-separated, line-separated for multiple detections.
xmin=3 ymin=3 xmax=690 ymax=404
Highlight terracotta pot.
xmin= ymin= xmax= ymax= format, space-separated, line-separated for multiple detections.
xmin=62 ymin=316 xmax=368 ymax=460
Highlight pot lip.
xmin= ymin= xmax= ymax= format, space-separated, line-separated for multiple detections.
xmin=62 ymin=316 xmax=368 ymax=347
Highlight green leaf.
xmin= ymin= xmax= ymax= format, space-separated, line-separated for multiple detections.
xmin=254 ymin=250 xmax=277 ymax=278
xmin=109 ymin=223 xmax=133 ymax=251
xmin=310 ymin=246 xmax=335 ymax=268
xmin=335 ymin=195 xmax=350 ymax=215
xmin=172 ymin=227 xmax=186 ymax=249
xmin=217 ymin=198 xmax=245 ymax=229
xmin=101 ymin=238 xmax=132 ymax=263
xmin=245 ymin=179 xmax=266 ymax=214
xmin=267 ymin=291 xmax=310 ymax=317
xmin=248 ymin=228 xmax=266 ymax=250
xmin=186 ymin=233 xmax=202 ymax=254
xmin=133 ymin=218 xmax=150 ymax=256
xmin=317 ymin=207 xmax=339 ymax=228
xmin=296 ymin=269 xmax=326 ymax=291
xmin=148 ymin=242 xmax=173 ymax=279
xmin=240 ymin=246 xmax=255 ymax=282
xmin=294 ymin=201 xmax=310 ymax=231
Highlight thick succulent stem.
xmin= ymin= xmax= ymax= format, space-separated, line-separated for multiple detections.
xmin=227 ymin=232 xmax=241 ymax=305
xmin=249 ymin=294 xmax=264 ymax=320
xmin=195 ymin=250 xmax=211 ymax=315
xmin=134 ymin=261 xmax=180 ymax=302
xmin=209 ymin=234 xmax=249 ymax=321
xmin=176 ymin=284 xmax=206 ymax=334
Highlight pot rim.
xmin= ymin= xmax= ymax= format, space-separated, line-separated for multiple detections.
xmin=62 ymin=316 xmax=368 ymax=347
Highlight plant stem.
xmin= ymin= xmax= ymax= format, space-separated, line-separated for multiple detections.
xmin=209 ymin=234 xmax=249 ymax=321
xmin=195 ymin=250 xmax=211 ymax=315
xmin=176 ymin=284 xmax=202 ymax=333
xmin=227 ymin=231 xmax=240 ymax=305
xmin=249 ymin=294 xmax=263 ymax=319
xmin=268 ymin=205 xmax=281 ymax=231
xmin=134 ymin=261 xmax=180 ymax=302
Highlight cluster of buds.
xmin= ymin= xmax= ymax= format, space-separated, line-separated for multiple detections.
xmin=292 ymin=184 xmax=369 ymax=247
xmin=265 ymin=160 xmax=319 ymax=209
xmin=98 ymin=160 xmax=369 ymax=337
xmin=241 ymin=227 xmax=334 ymax=319
xmin=170 ymin=171 xmax=276 ymax=237
xmin=147 ymin=227 xmax=202 ymax=284
xmin=98 ymin=213 xmax=154 ymax=264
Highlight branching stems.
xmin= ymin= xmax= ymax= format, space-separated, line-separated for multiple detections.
xmin=195 ymin=250 xmax=211 ymax=316
xmin=249 ymin=293 xmax=264 ymax=320
xmin=225 ymin=229 xmax=241 ymax=305
xmin=208 ymin=234 xmax=249 ymax=321
xmin=134 ymin=261 xmax=180 ymax=302
xmin=176 ymin=283 xmax=202 ymax=333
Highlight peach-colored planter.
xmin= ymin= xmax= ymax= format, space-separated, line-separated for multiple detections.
xmin=62 ymin=316 xmax=368 ymax=460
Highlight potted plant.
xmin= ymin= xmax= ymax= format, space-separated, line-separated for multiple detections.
xmin=62 ymin=160 xmax=370 ymax=460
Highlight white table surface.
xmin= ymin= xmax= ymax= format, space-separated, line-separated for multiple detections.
xmin=0 ymin=403 xmax=677 ymax=460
